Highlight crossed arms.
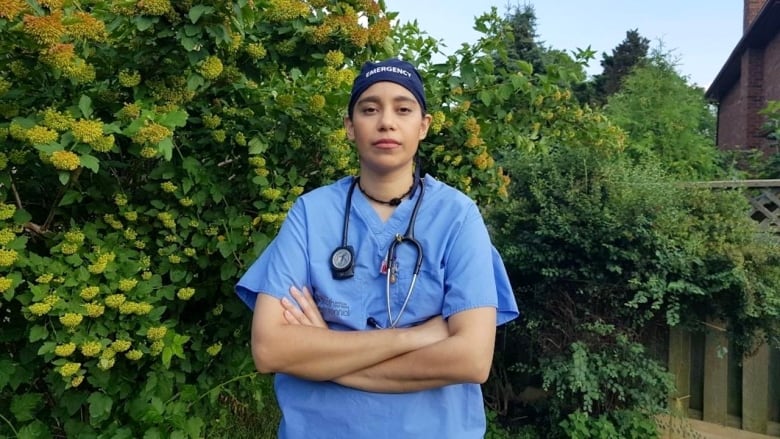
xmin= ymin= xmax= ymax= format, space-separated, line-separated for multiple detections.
xmin=250 ymin=286 xmax=497 ymax=393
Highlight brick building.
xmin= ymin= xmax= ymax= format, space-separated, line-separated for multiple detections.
xmin=706 ymin=0 xmax=780 ymax=155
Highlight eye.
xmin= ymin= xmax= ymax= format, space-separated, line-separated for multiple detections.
xmin=360 ymin=106 xmax=378 ymax=115
xmin=398 ymin=106 xmax=413 ymax=114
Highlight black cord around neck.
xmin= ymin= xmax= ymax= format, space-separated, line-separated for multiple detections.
xmin=357 ymin=177 xmax=415 ymax=206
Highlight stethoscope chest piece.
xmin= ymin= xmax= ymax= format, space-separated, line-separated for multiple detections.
xmin=330 ymin=245 xmax=355 ymax=279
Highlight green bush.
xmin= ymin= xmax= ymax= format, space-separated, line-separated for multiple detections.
xmin=488 ymin=144 xmax=780 ymax=435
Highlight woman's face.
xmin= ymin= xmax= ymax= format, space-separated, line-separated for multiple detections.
xmin=344 ymin=81 xmax=431 ymax=177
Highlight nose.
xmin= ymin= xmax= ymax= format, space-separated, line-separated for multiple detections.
xmin=378 ymin=111 xmax=396 ymax=131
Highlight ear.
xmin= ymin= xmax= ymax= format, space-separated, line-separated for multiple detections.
xmin=418 ymin=113 xmax=432 ymax=141
xmin=343 ymin=116 xmax=355 ymax=140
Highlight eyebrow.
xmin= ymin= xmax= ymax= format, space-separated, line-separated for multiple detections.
xmin=355 ymin=95 xmax=419 ymax=107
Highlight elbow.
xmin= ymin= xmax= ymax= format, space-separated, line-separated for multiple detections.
xmin=462 ymin=355 xmax=493 ymax=384
xmin=251 ymin=338 xmax=282 ymax=374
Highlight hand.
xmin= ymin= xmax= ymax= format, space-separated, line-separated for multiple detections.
xmin=281 ymin=286 xmax=327 ymax=328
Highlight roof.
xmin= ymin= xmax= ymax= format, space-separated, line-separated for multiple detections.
xmin=705 ymin=0 xmax=780 ymax=101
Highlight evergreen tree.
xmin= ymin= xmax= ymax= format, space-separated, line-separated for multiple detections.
xmin=592 ymin=29 xmax=650 ymax=104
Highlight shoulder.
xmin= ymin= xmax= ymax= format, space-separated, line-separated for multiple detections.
xmin=422 ymin=174 xmax=480 ymax=218
xmin=296 ymin=176 xmax=353 ymax=208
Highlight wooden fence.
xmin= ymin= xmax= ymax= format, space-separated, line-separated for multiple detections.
xmin=667 ymin=180 xmax=780 ymax=437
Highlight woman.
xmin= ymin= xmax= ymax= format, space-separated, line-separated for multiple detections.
xmin=236 ymin=58 xmax=518 ymax=438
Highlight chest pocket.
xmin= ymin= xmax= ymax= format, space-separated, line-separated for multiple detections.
xmin=387 ymin=242 xmax=444 ymax=326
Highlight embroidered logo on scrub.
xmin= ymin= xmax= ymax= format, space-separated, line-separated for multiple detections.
xmin=316 ymin=294 xmax=351 ymax=318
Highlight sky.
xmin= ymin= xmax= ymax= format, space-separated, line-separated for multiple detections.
xmin=383 ymin=0 xmax=745 ymax=89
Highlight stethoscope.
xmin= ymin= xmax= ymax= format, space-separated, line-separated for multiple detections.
xmin=330 ymin=176 xmax=425 ymax=328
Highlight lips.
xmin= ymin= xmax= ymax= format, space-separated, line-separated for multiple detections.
xmin=372 ymin=138 xmax=401 ymax=149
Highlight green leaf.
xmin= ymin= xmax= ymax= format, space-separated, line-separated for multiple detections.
xmin=79 ymin=154 xmax=100 ymax=173
xmin=11 ymin=393 xmax=43 ymax=422
xmin=88 ymin=392 xmax=113 ymax=423
xmin=29 ymin=325 xmax=48 ymax=343
xmin=159 ymin=138 xmax=173 ymax=161
xmin=13 ymin=208 xmax=32 ymax=226
xmin=59 ymin=172 xmax=70 ymax=185
xmin=0 ymin=359 xmax=13 ymax=390
xmin=184 ymin=417 xmax=204 ymax=437
xmin=143 ymin=428 xmax=163 ymax=439
xmin=180 ymin=36 xmax=199 ymax=51
xmin=78 ymin=95 xmax=93 ymax=118
xmin=135 ymin=16 xmax=155 ymax=31
xmin=59 ymin=190 xmax=84 ymax=207
xmin=186 ymin=74 xmax=204 ymax=91
xmin=162 ymin=346 xmax=173 ymax=369
xmin=188 ymin=5 xmax=215 ymax=23
xmin=220 ymin=263 xmax=237 ymax=281
xmin=247 ymin=137 xmax=267 ymax=155
xmin=159 ymin=109 xmax=188 ymax=128
xmin=17 ymin=420 xmax=51 ymax=439
xmin=61 ymin=389 xmax=88 ymax=416
xmin=37 ymin=341 xmax=56 ymax=355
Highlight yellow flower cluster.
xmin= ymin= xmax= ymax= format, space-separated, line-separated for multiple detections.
xmin=25 ymin=125 xmax=58 ymax=145
xmin=199 ymin=56 xmax=223 ymax=80
xmin=98 ymin=356 xmax=115 ymax=371
xmin=106 ymin=214 xmax=124 ymax=229
xmin=71 ymin=119 xmax=103 ymax=144
xmin=59 ymin=362 xmax=81 ymax=377
xmin=22 ymin=11 xmax=66 ymax=46
xmin=59 ymin=312 xmax=83 ymax=328
xmin=183 ymin=247 xmax=196 ymax=257
xmin=473 ymin=151 xmax=493 ymax=171
xmin=80 ymin=341 xmax=102 ymax=357
xmin=0 ymin=77 xmax=9 ymax=96
xmin=308 ymin=94 xmax=326 ymax=112
xmin=112 ymin=340 xmax=131 ymax=352
xmin=136 ymin=0 xmax=172 ymax=16
xmin=64 ymin=229 xmax=84 ymax=244
xmin=149 ymin=340 xmax=164 ymax=356
xmin=160 ymin=181 xmax=178 ymax=193
xmin=118 ymin=301 xmax=152 ymax=315
xmin=261 ymin=187 xmax=282 ymax=201
xmin=179 ymin=197 xmax=193 ymax=207
xmin=123 ymin=228 xmax=137 ymax=240
xmin=104 ymin=293 xmax=126 ymax=309
xmin=118 ymin=278 xmax=138 ymax=292
xmin=146 ymin=326 xmax=167 ymax=341
xmin=70 ymin=375 xmax=84 ymax=387
xmin=0 ymin=153 xmax=7 ymax=171
xmin=40 ymin=107 xmax=73 ymax=132
xmin=88 ymin=251 xmax=115 ymax=274
xmin=140 ymin=146 xmax=158 ymax=159
xmin=168 ymin=254 xmax=181 ymax=264
xmin=44 ymin=294 xmax=59 ymax=306
xmin=266 ymin=0 xmax=309 ymax=22
xmin=125 ymin=349 xmax=143 ymax=361
xmin=118 ymin=102 xmax=141 ymax=120
xmin=0 ymin=227 xmax=11 ymax=245
xmin=0 ymin=203 xmax=15 ymax=221
xmin=123 ymin=211 xmax=138 ymax=221
xmin=176 ymin=287 xmax=195 ymax=300
xmin=68 ymin=12 xmax=107 ymax=41
xmin=29 ymin=302 xmax=52 ymax=316
xmin=246 ymin=43 xmax=267 ymax=60
xmin=54 ymin=342 xmax=76 ymax=357
xmin=0 ymin=0 xmax=28 ymax=20
xmin=133 ymin=122 xmax=171 ymax=145
xmin=118 ymin=69 xmax=141 ymax=88
xmin=324 ymin=50 xmax=344 ymax=68
xmin=201 ymin=114 xmax=221 ymax=129
xmin=83 ymin=302 xmax=105 ymax=318
xmin=157 ymin=212 xmax=176 ymax=229
xmin=36 ymin=273 xmax=54 ymax=284
xmin=367 ymin=17 xmax=390 ymax=45
xmin=0 ymin=248 xmax=18 ymax=267
xmin=79 ymin=286 xmax=100 ymax=300
xmin=0 ymin=276 xmax=12 ymax=293
xmin=206 ymin=342 xmax=222 ymax=356
xmin=50 ymin=150 xmax=80 ymax=171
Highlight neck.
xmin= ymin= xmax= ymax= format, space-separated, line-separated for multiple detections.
xmin=358 ymin=178 xmax=415 ymax=206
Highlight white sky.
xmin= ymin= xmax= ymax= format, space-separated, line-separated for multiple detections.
xmin=384 ymin=0 xmax=744 ymax=88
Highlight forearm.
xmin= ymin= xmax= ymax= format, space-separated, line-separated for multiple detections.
xmin=252 ymin=321 xmax=422 ymax=381
xmin=334 ymin=326 xmax=495 ymax=393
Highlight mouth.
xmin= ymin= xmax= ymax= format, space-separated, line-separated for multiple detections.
xmin=372 ymin=139 xmax=401 ymax=149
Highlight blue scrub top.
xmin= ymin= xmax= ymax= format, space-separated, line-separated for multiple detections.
xmin=236 ymin=175 xmax=519 ymax=439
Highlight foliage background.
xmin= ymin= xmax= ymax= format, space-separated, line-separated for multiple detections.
xmin=2 ymin=1 xmax=780 ymax=438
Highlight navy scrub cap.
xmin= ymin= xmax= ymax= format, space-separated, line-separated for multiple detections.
xmin=347 ymin=58 xmax=427 ymax=118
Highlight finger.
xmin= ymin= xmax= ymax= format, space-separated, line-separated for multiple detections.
xmin=281 ymin=297 xmax=310 ymax=325
xmin=292 ymin=286 xmax=327 ymax=328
